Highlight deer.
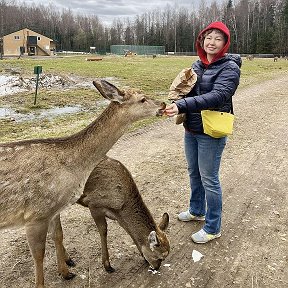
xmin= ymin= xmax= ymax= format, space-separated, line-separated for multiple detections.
xmin=76 ymin=155 xmax=170 ymax=272
xmin=0 ymin=79 xmax=165 ymax=288
xmin=246 ymin=54 xmax=254 ymax=61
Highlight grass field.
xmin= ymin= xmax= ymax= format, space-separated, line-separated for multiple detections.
xmin=1 ymin=55 xmax=287 ymax=142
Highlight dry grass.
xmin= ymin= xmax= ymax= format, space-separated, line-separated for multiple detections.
xmin=1 ymin=55 xmax=287 ymax=142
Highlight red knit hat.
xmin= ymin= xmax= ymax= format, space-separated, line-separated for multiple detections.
xmin=196 ymin=21 xmax=231 ymax=66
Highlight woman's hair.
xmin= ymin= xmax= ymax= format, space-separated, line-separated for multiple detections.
xmin=198 ymin=29 xmax=228 ymax=48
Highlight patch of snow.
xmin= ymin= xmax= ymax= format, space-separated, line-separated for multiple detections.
xmin=0 ymin=74 xmax=93 ymax=96
xmin=0 ymin=75 xmax=27 ymax=96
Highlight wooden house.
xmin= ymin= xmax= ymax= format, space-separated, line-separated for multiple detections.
xmin=3 ymin=28 xmax=56 ymax=56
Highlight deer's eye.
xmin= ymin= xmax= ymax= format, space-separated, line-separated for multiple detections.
xmin=140 ymin=97 xmax=147 ymax=103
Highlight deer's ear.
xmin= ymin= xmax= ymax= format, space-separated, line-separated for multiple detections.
xmin=148 ymin=231 xmax=159 ymax=251
xmin=158 ymin=212 xmax=169 ymax=231
xmin=93 ymin=79 xmax=125 ymax=103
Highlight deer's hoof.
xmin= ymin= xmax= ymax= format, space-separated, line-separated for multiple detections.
xmin=66 ymin=258 xmax=76 ymax=267
xmin=63 ymin=272 xmax=76 ymax=280
xmin=105 ymin=266 xmax=115 ymax=273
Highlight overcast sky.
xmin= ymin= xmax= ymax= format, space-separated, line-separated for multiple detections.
xmin=16 ymin=0 xmax=223 ymax=26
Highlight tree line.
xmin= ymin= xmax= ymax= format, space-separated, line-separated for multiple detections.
xmin=0 ymin=0 xmax=288 ymax=55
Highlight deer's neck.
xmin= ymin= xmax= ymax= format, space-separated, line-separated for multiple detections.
xmin=117 ymin=186 xmax=157 ymax=246
xmin=64 ymin=103 xmax=130 ymax=169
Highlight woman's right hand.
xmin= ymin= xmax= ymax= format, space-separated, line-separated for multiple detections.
xmin=165 ymin=103 xmax=179 ymax=117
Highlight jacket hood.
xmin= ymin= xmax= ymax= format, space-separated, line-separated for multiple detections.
xmin=196 ymin=21 xmax=231 ymax=66
xmin=226 ymin=53 xmax=242 ymax=68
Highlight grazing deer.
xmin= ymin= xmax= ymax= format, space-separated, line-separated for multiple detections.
xmin=246 ymin=54 xmax=254 ymax=61
xmin=76 ymin=156 xmax=170 ymax=272
xmin=0 ymin=80 xmax=164 ymax=288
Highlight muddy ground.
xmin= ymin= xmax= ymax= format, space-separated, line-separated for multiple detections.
xmin=0 ymin=75 xmax=287 ymax=287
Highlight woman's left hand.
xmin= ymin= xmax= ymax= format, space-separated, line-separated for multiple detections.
xmin=165 ymin=103 xmax=179 ymax=117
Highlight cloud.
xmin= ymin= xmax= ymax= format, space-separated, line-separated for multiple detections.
xmin=16 ymin=0 xmax=221 ymax=26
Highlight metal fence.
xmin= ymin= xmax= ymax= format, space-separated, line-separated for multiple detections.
xmin=110 ymin=45 xmax=165 ymax=55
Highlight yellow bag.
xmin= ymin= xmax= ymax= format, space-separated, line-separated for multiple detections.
xmin=201 ymin=110 xmax=234 ymax=138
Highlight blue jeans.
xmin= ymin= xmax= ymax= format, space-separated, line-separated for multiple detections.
xmin=184 ymin=131 xmax=227 ymax=234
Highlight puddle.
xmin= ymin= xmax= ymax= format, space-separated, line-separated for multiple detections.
xmin=0 ymin=73 xmax=118 ymax=121
xmin=0 ymin=105 xmax=83 ymax=122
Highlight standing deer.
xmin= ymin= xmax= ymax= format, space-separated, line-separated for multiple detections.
xmin=0 ymin=80 xmax=164 ymax=288
xmin=76 ymin=156 xmax=170 ymax=272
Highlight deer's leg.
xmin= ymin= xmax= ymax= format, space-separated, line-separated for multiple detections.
xmin=25 ymin=221 xmax=49 ymax=288
xmin=50 ymin=214 xmax=76 ymax=280
xmin=90 ymin=208 xmax=115 ymax=273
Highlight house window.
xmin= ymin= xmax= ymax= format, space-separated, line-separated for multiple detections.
xmin=37 ymin=36 xmax=41 ymax=41
xmin=14 ymin=35 xmax=20 ymax=40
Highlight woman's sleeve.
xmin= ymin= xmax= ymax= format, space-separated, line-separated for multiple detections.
xmin=175 ymin=64 xmax=240 ymax=113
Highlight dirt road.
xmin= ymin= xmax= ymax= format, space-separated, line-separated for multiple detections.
xmin=0 ymin=75 xmax=287 ymax=287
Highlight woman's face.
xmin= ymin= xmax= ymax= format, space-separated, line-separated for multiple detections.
xmin=203 ymin=30 xmax=226 ymax=62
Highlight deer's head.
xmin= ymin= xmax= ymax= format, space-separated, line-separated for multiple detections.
xmin=93 ymin=79 xmax=165 ymax=119
xmin=141 ymin=213 xmax=170 ymax=270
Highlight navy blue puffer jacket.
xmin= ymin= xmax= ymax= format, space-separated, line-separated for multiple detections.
xmin=175 ymin=54 xmax=242 ymax=134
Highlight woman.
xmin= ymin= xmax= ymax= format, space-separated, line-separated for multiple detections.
xmin=165 ymin=21 xmax=241 ymax=243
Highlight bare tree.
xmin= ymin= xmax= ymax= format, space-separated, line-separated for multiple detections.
xmin=1 ymin=0 xmax=288 ymax=55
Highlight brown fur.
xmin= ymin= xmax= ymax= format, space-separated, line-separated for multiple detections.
xmin=0 ymin=79 xmax=162 ymax=288
xmin=77 ymin=156 xmax=170 ymax=272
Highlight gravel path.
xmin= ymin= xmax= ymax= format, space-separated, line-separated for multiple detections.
xmin=1 ymin=75 xmax=287 ymax=287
